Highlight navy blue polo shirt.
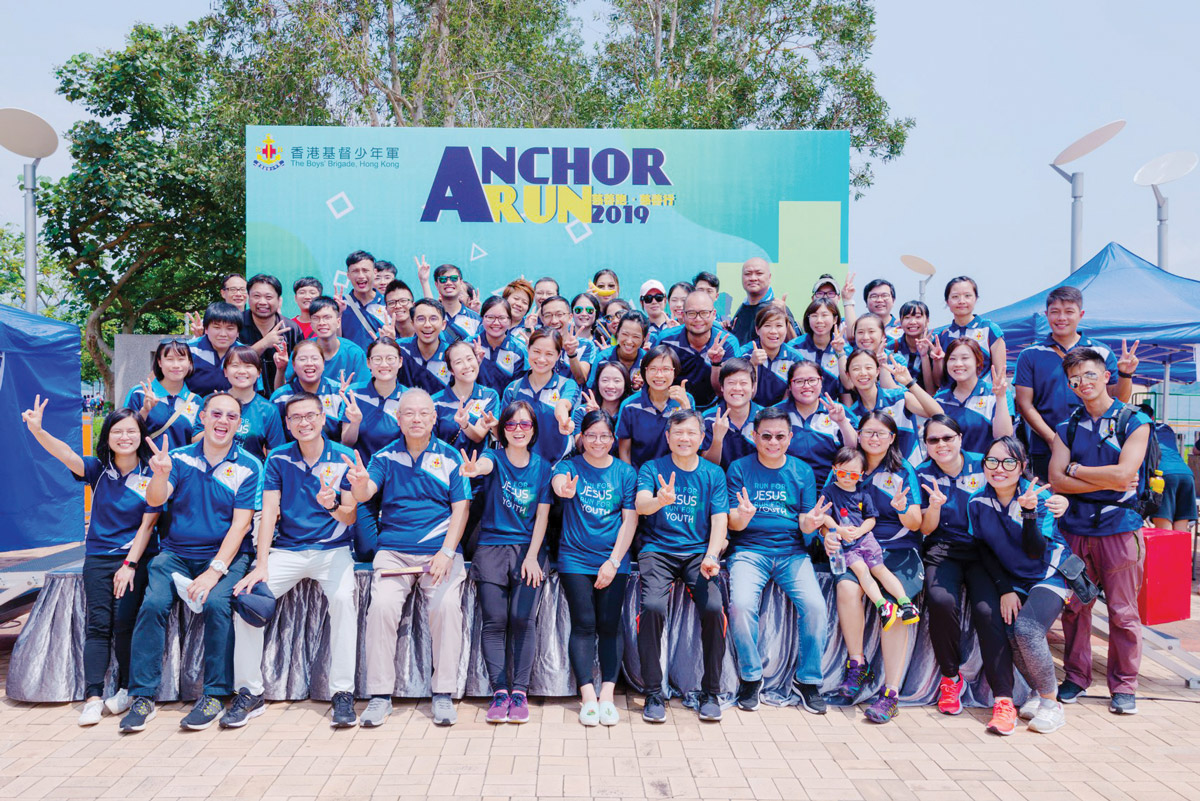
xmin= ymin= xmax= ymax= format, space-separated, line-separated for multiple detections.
xmin=935 ymin=316 xmax=1004 ymax=379
xmin=284 ymin=338 xmax=369 ymax=387
xmin=775 ymin=401 xmax=859 ymax=487
xmin=346 ymin=380 xmax=405 ymax=462
xmin=656 ymin=327 xmax=733 ymax=409
xmin=915 ymin=452 xmax=987 ymax=548
xmin=1014 ymin=333 xmax=1118 ymax=458
xmin=968 ymin=480 xmax=1070 ymax=592
xmin=76 ymin=457 xmax=162 ymax=556
xmin=501 ymin=373 xmax=581 ymax=464
xmin=789 ymin=334 xmax=847 ymax=399
xmin=447 ymin=306 xmax=482 ymax=341
xmin=635 ymin=456 xmax=729 ymax=555
xmin=725 ymin=454 xmax=816 ymax=554
xmin=848 ymin=386 xmax=922 ymax=466
xmin=231 ymin=392 xmax=286 ymax=458
xmin=432 ymin=384 xmax=501 ymax=451
xmin=473 ymin=332 xmax=527 ymax=393
xmin=891 ymin=338 xmax=928 ymax=391
xmin=733 ymin=342 xmax=805 ymax=407
xmin=477 ymin=448 xmax=553 ymax=547
xmin=123 ymin=379 xmax=201 ymax=450
xmin=555 ymin=336 xmax=598 ymax=382
xmin=648 ymin=321 xmax=682 ymax=342
xmin=398 ymin=336 xmax=452 ymax=394
xmin=340 ymin=289 xmax=387 ymax=349
xmin=594 ymin=345 xmax=644 ymax=375
xmin=162 ymin=442 xmax=262 ymax=559
xmin=935 ymin=382 xmax=1001 ymax=455
xmin=263 ymin=438 xmax=355 ymax=550
xmin=1055 ymin=400 xmax=1150 ymax=537
xmin=616 ymin=388 xmax=694 ymax=468
xmin=367 ymin=435 xmax=471 ymax=554
xmin=270 ymin=378 xmax=345 ymax=442
xmin=700 ymin=402 xmax=762 ymax=470
xmin=553 ymin=456 xmax=638 ymax=574
xmin=824 ymin=460 xmax=921 ymax=550
xmin=187 ymin=335 xmax=238 ymax=397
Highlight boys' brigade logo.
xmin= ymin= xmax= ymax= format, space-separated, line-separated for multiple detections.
xmin=135 ymin=477 xmax=150 ymax=493
xmin=500 ymin=351 xmax=515 ymax=367
xmin=971 ymin=329 xmax=988 ymax=344
xmin=252 ymin=135 xmax=285 ymax=172
xmin=430 ymin=455 xmax=443 ymax=470
xmin=322 ymin=395 xmax=334 ymax=409
xmin=223 ymin=465 xmax=236 ymax=478
xmin=883 ymin=474 xmax=897 ymax=490
xmin=964 ymin=474 xmax=983 ymax=492
xmin=971 ymin=397 xmax=989 ymax=412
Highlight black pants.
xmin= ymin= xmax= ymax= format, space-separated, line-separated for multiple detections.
xmin=560 ymin=572 xmax=629 ymax=690
xmin=472 ymin=545 xmax=544 ymax=694
xmin=82 ymin=553 xmax=149 ymax=699
xmin=637 ymin=552 xmax=726 ymax=696
xmin=924 ymin=554 xmax=1014 ymax=697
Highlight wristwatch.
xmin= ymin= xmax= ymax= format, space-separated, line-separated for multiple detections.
xmin=702 ymin=554 xmax=720 ymax=565
xmin=210 ymin=559 xmax=229 ymax=576
xmin=323 ymin=496 xmax=339 ymax=512
xmin=438 ymin=547 xmax=457 ymax=559
xmin=904 ymin=379 xmax=916 ymax=389
xmin=606 ymin=558 xmax=621 ymax=571
xmin=122 ymin=559 xmax=138 ymax=570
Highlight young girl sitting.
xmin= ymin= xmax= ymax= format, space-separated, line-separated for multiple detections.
xmin=822 ymin=447 xmax=921 ymax=629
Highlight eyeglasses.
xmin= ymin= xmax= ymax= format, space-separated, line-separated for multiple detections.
xmin=206 ymin=410 xmax=242 ymax=422
xmin=310 ymin=313 xmax=338 ymax=324
xmin=287 ymin=412 xmax=323 ymax=424
xmin=641 ymin=293 xmax=665 ymax=304
xmin=866 ymin=292 xmax=892 ymax=302
xmin=682 ymin=309 xmax=714 ymax=320
xmin=573 ymin=306 xmax=595 ymax=315
xmin=859 ymin=429 xmax=891 ymax=440
xmin=925 ymin=434 xmax=959 ymax=445
xmin=370 ymin=355 xmax=400 ymax=365
xmin=646 ymin=366 xmax=674 ymax=375
xmin=435 ymin=275 xmax=461 ymax=284
xmin=983 ymin=456 xmax=1021 ymax=470
xmin=1067 ymin=371 xmax=1102 ymax=389
xmin=542 ymin=311 xmax=569 ymax=322
xmin=504 ymin=419 xmax=534 ymax=431
xmin=813 ymin=290 xmax=838 ymax=301
xmin=757 ymin=432 xmax=788 ymax=442
xmin=483 ymin=315 xmax=510 ymax=325
xmin=834 ymin=468 xmax=862 ymax=481
xmin=385 ymin=298 xmax=413 ymax=309
xmin=583 ymin=432 xmax=613 ymax=443
xmin=790 ymin=377 xmax=821 ymax=387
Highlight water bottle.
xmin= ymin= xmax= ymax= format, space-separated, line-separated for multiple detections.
xmin=829 ymin=539 xmax=846 ymax=575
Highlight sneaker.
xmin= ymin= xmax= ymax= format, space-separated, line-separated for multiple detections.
xmin=734 ymin=679 xmax=762 ymax=711
xmin=1018 ymin=696 xmax=1042 ymax=721
xmin=579 ymin=700 xmax=600 ymax=727
xmin=1109 ymin=693 xmax=1138 ymax=715
xmin=1028 ymin=700 xmax=1067 ymax=733
xmin=431 ymin=693 xmax=457 ymax=726
xmin=793 ymin=681 xmax=828 ymax=715
xmin=598 ymin=701 xmax=619 ymax=727
xmin=835 ymin=658 xmax=874 ymax=700
xmin=898 ymin=602 xmax=920 ymax=625
xmin=360 ymin=696 xmax=392 ymax=728
xmin=180 ymin=695 xmax=225 ymax=731
xmin=104 ymin=688 xmax=132 ymax=716
xmin=507 ymin=692 xmax=530 ymax=724
xmin=118 ymin=697 xmax=156 ymax=733
xmin=1057 ymin=679 xmax=1086 ymax=704
xmin=78 ymin=698 xmax=104 ymax=727
xmin=936 ymin=674 xmax=965 ymax=715
xmin=697 ymin=693 xmax=722 ymax=722
xmin=220 ymin=689 xmax=265 ymax=729
xmin=642 ymin=693 xmax=666 ymax=724
xmin=330 ymin=691 xmax=357 ymax=728
xmin=487 ymin=691 xmax=511 ymax=724
xmin=863 ymin=688 xmax=899 ymax=724
xmin=985 ymin=698 xmax=1018 ymax=736
xmin=880 ymin=601 xmax=899 ymax=632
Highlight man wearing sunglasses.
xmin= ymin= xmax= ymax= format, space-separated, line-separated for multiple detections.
xmin=427 ymin=263 xmax=481 ymax=341
xmin=725 ymin=407 xmax=828 ymax=715
xmin=1048 ymin=348 xmax=1150 ymax=717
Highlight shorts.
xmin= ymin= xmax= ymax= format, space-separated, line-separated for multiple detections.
xmin=1154 ymin=472 xmax=1198 ymax=521
xmin=837 ymin=545 xmax=925 ymax=603
xmin=469 ymin=543 xmax=547 ymax=586
xmin=842 ymin=533 xmax=884 ymax=570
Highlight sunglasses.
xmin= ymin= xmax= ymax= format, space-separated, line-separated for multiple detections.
xmin=504 ymin=419 xmax=534 ymax=431
xmin=159 ymin=337 xmax=189 ymax=346
xmin=435 ymin=275 xmax=461 ymax=284
xmin=756 ymin=432 xmax=788 ymax=442
xmin=834 ymin=468 xmax=862 ymax=481
xmin=641 ymin=293 xmax=665 ymax=303
xmin=925 ymin=434 xmax=959 ymax=445
xmin=573 ymin=306 xmax=595 ymax=315
xmin=982 ymin=456 xmax=1021 ymax=470
xmin=1067 ymin=371 xmax=1102 ymax=389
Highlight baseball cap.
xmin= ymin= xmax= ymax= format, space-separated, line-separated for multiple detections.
xmin=639 ymin=280 xmax=666 ymax=298
xmin=234 ymin=582 xmax=278 ymax=627
xmin=812 ymin=274 xmax=839 ymax=294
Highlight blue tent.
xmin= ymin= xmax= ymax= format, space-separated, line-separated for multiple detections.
xmin=0 ymin=305 xmax=83 ymax=550
xmin=982 ymin=242 xmax=1200 ymax=383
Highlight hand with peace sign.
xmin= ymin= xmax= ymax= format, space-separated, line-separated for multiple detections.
xmin=915 ymin=335 xmax=932 ymax=357
xmin=561 ymin=319 xmax=580 ymax=358
xmin=928 ymin=337 xmax=945 ymax=363
xmin=479 ymin=410 xmax=498 ymax=434
xmin=556 ymin=472 xmax=579 ymax=500
xmin=707 ymin=331 xmax=729 ymax=364
xmin=583 ymin=389 xmax=601 ymax=413
xmin=137 ymin=377 xmax=160 ymax=419
xmin=841 ymin=271 xmax=857 ymax=302
xmin=889 ymin=485 xmax=910 ymax=513
xmin=146 ymin=435 xmax=173 ymax=477
xmin=885 ymin=353 xmax=916 ymax=387
xmin=273 ymin=341 xmax=289 ymax=373
xmin=667 ymin=378 xmax=691 ymax=410
xmin=184 ymin=310 xmax=204 ymax=338
xmin=459 ymin=449 xmax=481 ymax=479
xmin=338 ymin=371 xmax=356 ymax=395
xmin=340 ymin=388 xmax=363 ymax=426
xmin=655 ymin=472 xmax=677 ymax=507
xmin=333 ymin=285 xmax=348 ymax=317
xmin=260 ymin=319 xmax=287 ymax=350
xmin=316 ymin=471 xmax=340 ymax=511
xmin=735 ymin=487 xmax=757 ymax=520
xmin=21 ymin=393 xmax=49 ymax=435
xmin=922 ymin=479 xmax=947 ymax=508
xmin=556 ymin=405 xmax=575 ymax=436
xmin=711 ymin=404 xmax=731 ymax=440
xmin=413 ymin=254 xmax=431 ymax=285
xmin=471 ymin=339 xmax=486 ymax=364
xmin=991 ymin=365 xmax=1010 ymax=398
xmin=803 ymin=496 xmax=832 ymax=532
xmin=749 ymin=340 xmax=768 ymax=367
xmin=1117 ymin=338 xmax=1140 ymax=377
xmin=377 ymin=308 xmax=397 ymax=341
xmin=1017 ymin=477 xmax=1045 ymax=511
xmin=454 ymin=397 xmax=473 ymax=431
xmin=341 ymin=451 xmax=370 ymax=494
xmin=819 ymin=392 xmax=847 ymax=424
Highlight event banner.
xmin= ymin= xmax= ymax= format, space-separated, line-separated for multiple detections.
xmin=245 ymin=126 xmax=849 ymax=314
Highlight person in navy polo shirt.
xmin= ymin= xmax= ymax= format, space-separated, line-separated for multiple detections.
xmin=188 ymin=302 xmax=243 ymax=397
xmin=398 ymin=299 xmax=453 ymax=394
xmin=221 ymin=392 xmax=360 ymax=730
xmin=1015 ymin=286 xmax=1134 ymax=479
xmin=931 ymin=276 xmax=1006 ymax=387
xmin=473 ymin=296 xmax=527 ymax=393
xmin=427 ymin=263 xmax=482 ymax=341
xmin=341 ymin=337 xmax=406 ymax=463
xmin=616 ymin=344 xmax=694 ymax=468
xmin=337 ymin=250 xmax=388 ymax=349
xmin=775 ymin=360 xmax=859 ymax=487
xmin=124 ymin=338 xmax=201 ymax=450
xmin=934 ymin=337 xmax=1013 ymax=455
xmin=281 ymin=296 xmax=369 ymax=390
xmin=501 ymin=329 xmax=580 ymax=464
xmin=701 ymin=358 xmax=762 ymax=470
xmin=120 ymin=392 xmax=262 ymax=733
xmin=634 ymin=409 xmax=729 ymax=724
xmin=271 ymin=339 xmax=346 ymax=443
xmin=346 ymin=389 xmax=471 ymax=728
xmin=22 ymin=402 xmax=160 ymax=726
xmin=735 ymin=305 xmax=804 ymax=406
xmin=725 ymin=407 xmax=828 ymax=715
xmin=538 ymin=295 xmax=597 ymax=385
xmin=1049 ymin=347 xmax=1150 ymax=716
xmin=221 ymin=346 xmax=285 ymax=458
xmin=656 ymin=290 xmax=734 ymax=409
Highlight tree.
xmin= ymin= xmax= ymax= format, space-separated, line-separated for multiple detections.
xmin=0 ymin=222 xmax=74 ymax=316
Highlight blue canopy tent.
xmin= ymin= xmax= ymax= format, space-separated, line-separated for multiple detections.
xmin=0 ymin=305 xmax=83 ymax=550
xmin=983 ymin=242 xmax=1200 ymax=387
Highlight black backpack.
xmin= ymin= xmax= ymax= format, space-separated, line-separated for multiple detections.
xmin=1064 ymin=404 xmax=1162 ymax=517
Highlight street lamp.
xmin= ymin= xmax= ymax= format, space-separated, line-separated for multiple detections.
xmin=1050 ymin=120 xmax=1125 ymax=273
xmin=900 ymin=255 xmax=936 ymax=304
xmin=0 ymin=108 xmax=59 ymax=314
xmin=1133 ymin=151 xmax=1197 ymax=271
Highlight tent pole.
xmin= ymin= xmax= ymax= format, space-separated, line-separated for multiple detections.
xmin=1163 ymin=359 xmax=1171 ymax=426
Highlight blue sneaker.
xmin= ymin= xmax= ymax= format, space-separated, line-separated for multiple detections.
xmin=1057 ymin=680 xmax=1086 ymax=704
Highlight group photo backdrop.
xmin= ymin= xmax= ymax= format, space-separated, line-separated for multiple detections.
xmin=245 ymin=126 xmax=850 ymax=312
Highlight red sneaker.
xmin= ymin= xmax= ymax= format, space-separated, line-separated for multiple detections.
xmin=986 ymin=698 xmax=1018 ymax=736
xmin=936 ymin=674 xmax=964 ymax=715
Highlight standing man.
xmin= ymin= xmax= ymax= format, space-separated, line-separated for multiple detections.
xmin=221 ymin=392 xmax=360 ymax=729
xmin=729 ymin=257 xmax=797 ymax=345
xmin=241 ymin=274 xmax=304 ymax=395
xmin=657 ymin=291 xmax=734 ymax=409
xmin=1049 ymin=348 xmax=1149 ymax=716
xmin=119 ymin=393 xmax=261 ymax=733
xmin=1015 ymin=287 xmax=1133 ymax=480
xmin=725 ymin=407 xmax=829 ymax=714
xmin=220 ymin=273 xmax=248 ymax=310
xmin=860 ymin=279 xmax=902 ymax=342
xmin=189 ymin=302 xmax=244 ymax=396
xmin=339 ymin=250 xmax=388 ymax=349
xmin=346 ymin=389 xmax=470 ymax=727
xmin=634 ymin=410 xmax=729 ymax=723
xmin=374 ymin=260 xmax=397 ymax=294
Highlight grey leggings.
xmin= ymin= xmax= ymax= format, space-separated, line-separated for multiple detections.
xmin=1006 ymin=586 xmax=1065 ymax=697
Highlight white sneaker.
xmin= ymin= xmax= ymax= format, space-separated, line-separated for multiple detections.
xmin=105 ymin=688 xmax=132 ymax=715
xmin=1028 ymin=701 xmax=1066 ymax=734
xmin=78 ymin=698 xmax=104 ymax=726
xmin=1018 ymin=696 xmax=1041 ymax=721
xmin=579 ymin=701 xmax=600 ymax=727
xmin=598 ymin=701 xmax=620 ymax=727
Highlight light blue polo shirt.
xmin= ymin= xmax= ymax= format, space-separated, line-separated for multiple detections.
xmin=775 ymin=400 xmax=859 ymax=487
xmin=432 ymin=384 xmax=501 ymax=451
xmin=476 ymin=449 xmax=552 ymax=547
xmin=700 ymin=402 xmax=762 ymax=470
xmin=935 ymin=382 xmax=1000 ymax=456
xmin=915 ymin=452 xmax=987 ymax=548
xmin=123 ymin=379 xmax=201 ymax=449
xmin=340 ymin=289 xmax=387 ymax=350
xmin=398 ymin=336 xmax=452 ymax=395
xmin=473 ymin=332 xmax=527 ymax=393
xmin=1055 ymin=400 xmax=1150 ymax=537
xmin=725 ymin=454 xmax=816 ymax=554
xmin=263 ymin=438 xmax=355 ymax=550
xmin=1014 ymin=333 xmax=1118 ymax=458
xmin=635 ymin=456 xmax=729 ymax=555
xmin=553 ymin=456 xmax=638 ymax=574
xmin=346 ymin=380 xmax=405 ymax=462
xmin=501 ymin=373 xmax=581 ymax=464
xmin=162 ymin=442 xmax=262 ymax=559
xmin=76 ymin=457 xmax=162 ymax=556
xmin=367 ymin=435 xmax=471 ymax=554
xmin=616 ymin=388 xmax=694 ymax=468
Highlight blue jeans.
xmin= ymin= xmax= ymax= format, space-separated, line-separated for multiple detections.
xmin=728 ymin=550 xmax=827 ymax=685
xmin=129 ymin=551 xmax=250 ymax=699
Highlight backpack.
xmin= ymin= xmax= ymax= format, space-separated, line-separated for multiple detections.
xmin=1064 ymin=404 xmax=1162 ymax=517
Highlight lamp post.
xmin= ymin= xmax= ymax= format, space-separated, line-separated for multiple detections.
xmin=1133 ymin=151 xmax=1198 ymax=271
xmin=1049 ymin=120 xmax=1125 ymax=273
xmin=900 ymin=255 xmax=936 ymax=304
xmin=0 ymin=108 xmax=59 ymax=314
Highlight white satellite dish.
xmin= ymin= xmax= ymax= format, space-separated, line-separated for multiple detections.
xmin=1134 ymin=151 xmax=1198 ymax=187
xmin=900 ymin=255 xmax=936 ymax=277
xmin=0 ymin=108 xmax=58 ymax=159
xmin=1052 ymin=120 xmax=1125 ymax=167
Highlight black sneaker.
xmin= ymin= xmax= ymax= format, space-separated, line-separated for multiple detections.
xmin=735 ymin=679 xmax=762 ymax=711
xmin=793 ymin=680 xmax=828 ymax=715
xmin=1109 ymin=692 xmax=1138 ymax=715
xmin=180 ymin=695 xmax=225 ymax=730
xmin=1057 ymin=679 xmax=1086 ymax=704
xmin=898 ymin=602 xmax=921 ymax=625
xmin=697 ymin=693 xmax=722 ymax=722
xmin=220 ymin=689 xmax=264 ymax=729
xmin=118 ymin=697 xmax=156 ymax=733
xmin=331 ymin=691 xmax=358 ymax=728
xmin=642 ymin=693 xmax=666 ymax=724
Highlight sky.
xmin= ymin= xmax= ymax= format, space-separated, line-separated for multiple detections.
xmin=3 ymin=1 xmax=1199 ymax=327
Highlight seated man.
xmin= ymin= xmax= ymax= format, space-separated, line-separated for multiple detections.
xmin=222 ymin=392 xmax=359 ymax=729
xmin=346 ymin=389 xmax=470 ymax=727
xmin=120 ymin=392 xmax=261 ymax=733
xmin=635 ymin=409 xmax=729 ymax=723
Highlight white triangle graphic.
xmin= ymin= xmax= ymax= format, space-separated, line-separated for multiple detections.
xmin=470 ymin=243 xmax=488 ymax=261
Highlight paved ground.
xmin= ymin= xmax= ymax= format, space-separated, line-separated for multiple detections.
xmin=2 ymin=578 xmax=1199 ymax=800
